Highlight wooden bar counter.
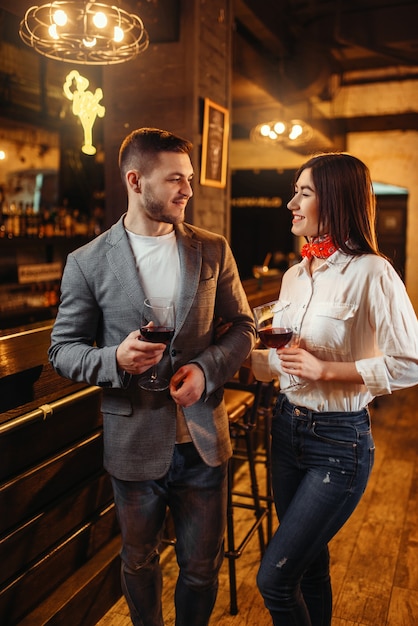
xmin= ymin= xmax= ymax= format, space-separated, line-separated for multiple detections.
xmin=242 ymin=271 xmax=282 ymax=309
xmin=0 ymin=321 xmax=121 ymax=625
xmin=0 ymin=276 xmax=281 ymax=625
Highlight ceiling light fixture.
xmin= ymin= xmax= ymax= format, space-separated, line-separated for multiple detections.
xmin=251 ymin=119 xmax=313 ymax=147
xmin=19 ymin=1 xmax=149 ymax=65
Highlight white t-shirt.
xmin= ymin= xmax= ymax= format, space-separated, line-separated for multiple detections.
xmin=126 ymin=227 xmax=191 ymax=443
xmin=126 ymin=229 xmax=179 ymax=305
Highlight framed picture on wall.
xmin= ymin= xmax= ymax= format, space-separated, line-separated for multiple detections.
xmin=200 ymin=98 xmax=229 ymax=188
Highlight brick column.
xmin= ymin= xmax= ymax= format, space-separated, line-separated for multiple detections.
xmin=102 ymin=0 xmax=232 ymax=238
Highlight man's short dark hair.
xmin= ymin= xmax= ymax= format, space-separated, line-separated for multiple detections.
xmin=119 ymin=127 xmax=193 ymax=182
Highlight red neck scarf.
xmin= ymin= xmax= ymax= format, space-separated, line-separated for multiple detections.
xmin=301 ymin=235 xmax=337 ymax=260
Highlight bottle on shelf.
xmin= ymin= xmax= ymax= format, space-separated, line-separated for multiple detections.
xmin=0 ymin=194 xmax=103 ymax=240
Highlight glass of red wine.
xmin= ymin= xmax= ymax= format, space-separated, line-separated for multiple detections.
xmin=138 ymin=297 xmax=175 ymax=391
xmin=253 ymin=300 xmax=301 ymax=390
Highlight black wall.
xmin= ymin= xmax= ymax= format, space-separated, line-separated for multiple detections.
xmin=231 ymin=169 xmax=295 ymax=279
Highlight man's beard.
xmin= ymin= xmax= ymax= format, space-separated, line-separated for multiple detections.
xmin=143 ymin=190 xmax=185 ymax=225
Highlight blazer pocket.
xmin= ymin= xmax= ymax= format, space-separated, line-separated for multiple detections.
xmin=101 ymin=394 xmax=133 ymax=416
xmin=195 ymin=276 xmax=216 ymax=308
xmin=199 ymin=275 xmax=216 ymax=289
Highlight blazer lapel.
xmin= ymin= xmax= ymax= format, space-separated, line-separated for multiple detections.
xmin=106 ymin=216 xmax=146 ymax=314
xmin=175 ymin=225 xmax=202 ymax=336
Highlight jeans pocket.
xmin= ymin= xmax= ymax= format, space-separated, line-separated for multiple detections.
xmin=311 ymin=420 xmax=357 ymax=447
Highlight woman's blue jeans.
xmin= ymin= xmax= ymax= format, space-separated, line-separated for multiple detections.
xmin=257 ymin=394 xmax=375 ymax=626
xmin=111 ymin=442 xmax=228 ymax=626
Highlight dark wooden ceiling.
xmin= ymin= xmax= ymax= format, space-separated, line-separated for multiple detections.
xmin=232 ymin=0 xmax=418 ymax=139
xmin=234 ymin=0 xmax=418 ymax=76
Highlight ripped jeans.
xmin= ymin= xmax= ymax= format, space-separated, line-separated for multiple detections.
xmin=257 ymin=394 xmax=375 ymax=626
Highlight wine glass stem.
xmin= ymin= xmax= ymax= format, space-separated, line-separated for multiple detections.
xmin=150 ymin=366 xmax=158 ymax=382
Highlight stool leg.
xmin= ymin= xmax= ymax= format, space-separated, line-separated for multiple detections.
xmin=226 ymin=456 xmax=239 ymax=615
xmin=245 ymin=426 xmax=266 ymax=554
xmin=263 ymin=410 xmax=273 ymax=542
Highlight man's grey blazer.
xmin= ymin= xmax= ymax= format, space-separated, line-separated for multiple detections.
xmin=49 ymin=215 xmax=256 ymax=480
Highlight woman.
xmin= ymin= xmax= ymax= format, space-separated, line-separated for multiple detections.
xmin=252 ymin=153 xmax=418 ymax=625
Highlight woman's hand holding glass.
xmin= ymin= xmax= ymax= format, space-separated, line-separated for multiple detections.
xmin=253 ymin=300 xmax=307 ymax=392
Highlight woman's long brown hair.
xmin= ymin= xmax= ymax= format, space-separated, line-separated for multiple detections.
xmin=295 ymin=153 xmax=382 ymax=256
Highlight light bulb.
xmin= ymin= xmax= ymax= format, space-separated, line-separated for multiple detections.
xmin=53 ymin=9 xmax=67 ymax=27
xmin=83 ymin=37 xmax=97 ymax=48
xmin=93 ymin=11 xmax=107 ymax=28
xmin=289 ymin=124 xmax=303 ymax=140
xmin=48 ymin=24 xmax=59 ymax=39
xmin=274 ymin=121 xmax=286 ymax=134
xmin=0 ymin=150 xmax=5 ymax=160
xmin=113 ymin=26 xmax=124 ymax=42
xmin=260 ymin=124 xmax=271 ymax=137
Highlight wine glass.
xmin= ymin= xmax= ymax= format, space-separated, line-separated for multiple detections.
xmin=253 ymin=300 xmax=302 ymax=391
xmin=138 ymin=297 xmax=175 ymax=391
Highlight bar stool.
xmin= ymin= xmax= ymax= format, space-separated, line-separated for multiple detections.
xmin=223 ymin=380 xmax=269 ymax=615
xmin=253 ymin=377 xmax=279 ymax=542
xmin=225 ymin=373 xmax=277 ymax=541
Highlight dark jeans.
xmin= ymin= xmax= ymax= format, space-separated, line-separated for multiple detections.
xmin=257 ymin=394 xmax=375 ymax=626
xmin=111 ymin=442 xmax=228 ymax=626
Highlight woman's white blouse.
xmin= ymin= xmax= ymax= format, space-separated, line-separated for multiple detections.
xmin=251 ymin=251 xmax=418 ymax=412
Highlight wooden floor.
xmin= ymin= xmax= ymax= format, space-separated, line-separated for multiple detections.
xmin=96 ymin=385 xmax=418 ymax=626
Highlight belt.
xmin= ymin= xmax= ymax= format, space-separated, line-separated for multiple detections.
xmin=277 ymin=394 xmax=368 ymax=419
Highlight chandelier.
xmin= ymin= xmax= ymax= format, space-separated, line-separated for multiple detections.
xmin=19 ymin=1 xmax=149 ymax=65
xmin=251 ymin=119 xmax=313 ymax=147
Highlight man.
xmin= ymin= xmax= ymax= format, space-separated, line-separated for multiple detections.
xmin=48 ymin=128 xmax=255 ymax=625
